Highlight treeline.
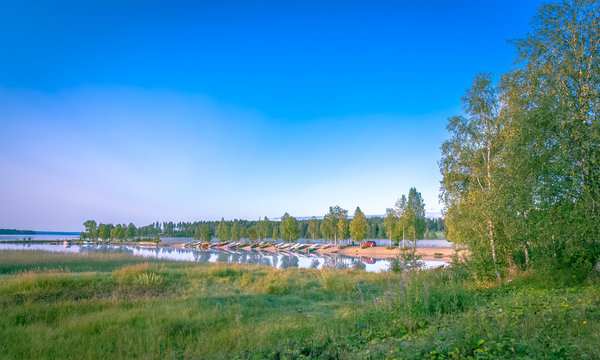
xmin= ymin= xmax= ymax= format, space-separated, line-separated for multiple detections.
xmin=0 ymin=229 xmax=36 ymax=235
xmin=81 ymin=189 xmax=445 ymax=242
xmin=440 ymin=0 xmax=600 ymax=280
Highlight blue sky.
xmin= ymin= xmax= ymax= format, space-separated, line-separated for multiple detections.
xmin=0 ymin=0 xmax=543 ymax=231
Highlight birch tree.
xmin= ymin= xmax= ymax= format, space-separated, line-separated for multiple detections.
xmin=440 ymin=73 xmax=506 ymax=281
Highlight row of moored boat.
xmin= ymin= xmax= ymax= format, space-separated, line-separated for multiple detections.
xmin=183 ymin=241 xmax=335 ymax=252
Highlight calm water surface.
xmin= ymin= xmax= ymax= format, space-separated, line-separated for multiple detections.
xmin=0 ymin=243 xmax=448 ymax=273
xmin=0 ymin=234 xmax=80 ymax=241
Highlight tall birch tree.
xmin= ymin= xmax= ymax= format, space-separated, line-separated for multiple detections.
xmin=440 ymin=73 xmax=506 ymax=281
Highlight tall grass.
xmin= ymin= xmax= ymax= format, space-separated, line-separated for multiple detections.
xmin=0 ymin=250 xmax=598 ymax=359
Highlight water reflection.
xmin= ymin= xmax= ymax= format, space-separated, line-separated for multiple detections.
xmin=0 ymin=244 xmax=448 ymax=273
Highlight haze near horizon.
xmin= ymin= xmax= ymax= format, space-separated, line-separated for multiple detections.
xmin=0 ymin=0 xmax=543 ymax=231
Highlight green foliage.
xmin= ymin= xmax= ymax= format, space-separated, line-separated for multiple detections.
xmin=383 ymin=208 xmax=398 ymax=244
xmin=83 ymin=220 xmax=97 ymax=240
xmin=247 ymin=226 xmax=258 ymax=241
xmin=230 ymin=221 xmax=241 ymax=241
xmin=307 ymin=217 xmax=320 ymax=240
xmin=127 ymin=223 xmax=136 ymax=239
xmin=350 ymin=207 xmax=368 ymax=242
xmin=200 ymin=224 xmax=211 ymax=242
xmin=441 ymin=0 xmax=600 ymax=279
xmin=76 ymin=216 xmax=445 ymax=243
xmin=321 ymin=205 xmax=350 ymax=244
xmin=256 ymin=216 xmax=271 ymax=240
xmin=216 ymin=218 xmax=230 ymax=241
xmin=389 ymin=246 xmax=423 ymax=273
xmin=500 ymin=0 xmax=600 ymax=275
xmin=280 ymin=212 xmax=299 ymax=241
xmin=0 ymin=251 xmax=599 ymax=359
xmin=440 ymin=73 xmax=506 ymax=281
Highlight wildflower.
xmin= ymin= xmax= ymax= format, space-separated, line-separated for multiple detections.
xmin=583 ymin=321 xmax=587 ymax=324
xmin=499 ymin=309 xmax=503 ymax=313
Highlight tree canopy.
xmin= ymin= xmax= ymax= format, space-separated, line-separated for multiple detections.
xmin=441 ymin=0 xmax=600 ymax=280
xmin=350 ymin=207 xmax=367 ymax=242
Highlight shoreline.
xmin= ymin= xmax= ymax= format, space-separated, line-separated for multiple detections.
xmin=0 ymin=240 xmax=457 ymax=262
xmin=172 ymin=242 xmax=456 ymax=261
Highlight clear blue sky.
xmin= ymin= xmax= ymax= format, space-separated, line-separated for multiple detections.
xmin=0 ymin=0 xmax=543 ymax=231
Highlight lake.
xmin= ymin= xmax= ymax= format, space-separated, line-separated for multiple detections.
xmin=0 ymin=234 xmax=81 ymax=241
xmin=1 ymin=234 xmax=453 ymax=248
xmin=0 ymin=243 xmax=449 ymax=273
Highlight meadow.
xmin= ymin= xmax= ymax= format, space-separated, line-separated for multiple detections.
xmin=0 ymin=250 xmax=598 ymax=359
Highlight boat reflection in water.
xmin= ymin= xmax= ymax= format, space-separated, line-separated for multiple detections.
xmin=0 ymin=243 xmax=448 ymax=273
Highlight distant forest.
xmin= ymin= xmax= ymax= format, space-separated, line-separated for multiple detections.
xmin=0 ymin=229 xmax=36 ymax=235
xmin=81 ymin=216 xmax=445 ymax=241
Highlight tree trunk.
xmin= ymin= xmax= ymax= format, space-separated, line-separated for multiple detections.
xmin=489 ymin=219 xmax=501 ymax=282
xmin=523 ymin=242 xmax=530 ymax=268
xmin=402 ymin=227 xmax=405 ymax=249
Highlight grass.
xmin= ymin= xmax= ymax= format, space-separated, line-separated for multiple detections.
xmin=0 ymin=250 xmax=598 ymax=359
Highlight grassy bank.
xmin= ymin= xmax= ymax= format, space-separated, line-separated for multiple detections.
xmin=0 ymin=251 xmax=598 ymax=359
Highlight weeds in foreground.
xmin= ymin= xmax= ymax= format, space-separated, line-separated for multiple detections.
xmin=0 ymin=250 xmax=598 ymax=359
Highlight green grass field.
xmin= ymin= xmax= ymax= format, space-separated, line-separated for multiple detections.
xmin=0 ymin=250 xmax=598 ymax=359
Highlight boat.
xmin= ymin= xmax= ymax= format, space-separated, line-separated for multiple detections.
xmin=307 ymin=244 xmax=321 ymax=252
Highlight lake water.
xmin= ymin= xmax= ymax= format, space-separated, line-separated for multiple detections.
xmin=0 ymin=243 xmax=449 ymax=273
xmin=159 ymin=238 xmax=454 ymax=247
xmin=0 ymin=234 xmax=80 ymax=241
xmin=1 ymin=235 xmax=453 ymax=249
